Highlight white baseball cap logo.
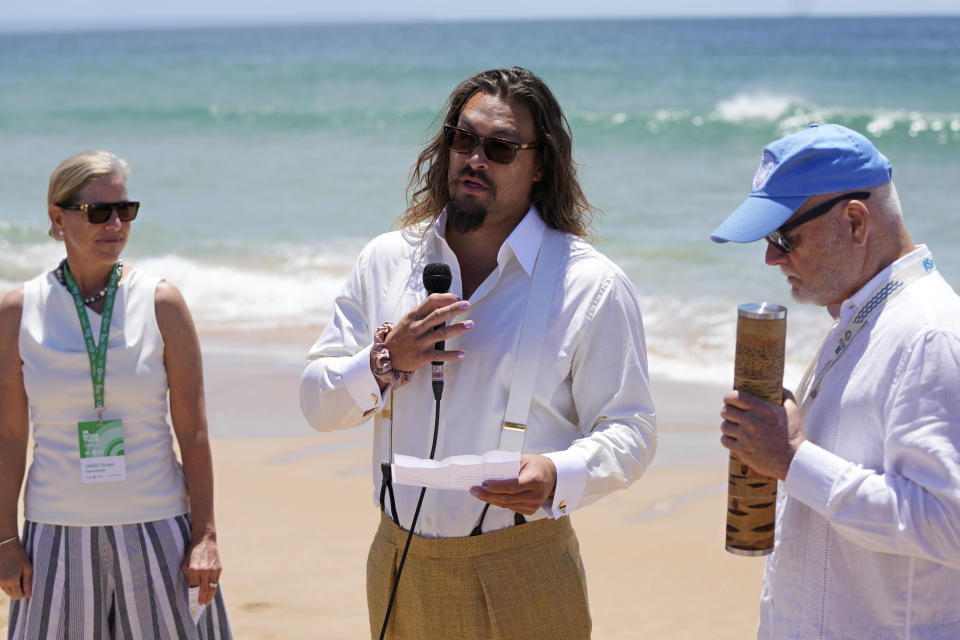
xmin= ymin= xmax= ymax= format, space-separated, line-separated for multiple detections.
xmin=752 ymin=150 xmax=776 ymax=192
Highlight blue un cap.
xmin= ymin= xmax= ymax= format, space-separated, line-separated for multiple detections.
xmin=710 ymin=123 xmax=892 ymax=243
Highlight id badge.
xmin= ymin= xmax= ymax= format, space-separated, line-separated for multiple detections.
xmin=77 ymin=419 xmax=126 ymax=483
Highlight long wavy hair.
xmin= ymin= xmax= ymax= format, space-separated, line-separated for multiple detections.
xmin=399 ymin=67 xmax=596 ymax=238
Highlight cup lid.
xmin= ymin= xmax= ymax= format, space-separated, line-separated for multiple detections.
xmin=738 ymin=302 xmax=787 ymax=320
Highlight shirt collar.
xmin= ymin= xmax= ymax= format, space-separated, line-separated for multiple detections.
xmin=837 ymin=244 xmax=931 ymax=321
xmin=430 ymin=205 xmax=546 ymax=277
xmin=432 ymin=209 xmax=448 ymax=241
xmin=502 ymin=205 xmax=546 ymax=276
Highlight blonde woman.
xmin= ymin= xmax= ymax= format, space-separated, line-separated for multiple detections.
xmin=0 ymin=150 xmax=232 ymax=638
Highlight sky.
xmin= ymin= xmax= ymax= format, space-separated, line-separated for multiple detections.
xmin=3 ymin=0 xmax=959 ymax=30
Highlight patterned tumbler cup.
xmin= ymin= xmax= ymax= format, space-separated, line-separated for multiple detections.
xmin=725 ymin=302 xmax=787 ymax=556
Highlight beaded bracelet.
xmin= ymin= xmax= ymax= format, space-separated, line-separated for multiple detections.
xmin=372 ymin=322 xmax=413 ymax=389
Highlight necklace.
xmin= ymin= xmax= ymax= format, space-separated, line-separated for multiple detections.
xmin=54 ymin=258 xmax=123 ymax=305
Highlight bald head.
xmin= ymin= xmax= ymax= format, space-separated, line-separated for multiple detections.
xmin=859 ymin=181 xmax=913 ymax=265
xmin=867 ymin=181 xmax=902 ymax=225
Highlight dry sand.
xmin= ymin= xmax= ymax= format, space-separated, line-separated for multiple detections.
xmin=1 ymin=332 xmax=765 ymax=639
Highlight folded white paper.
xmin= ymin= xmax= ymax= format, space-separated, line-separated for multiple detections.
xmin=188 ymin=586 xmax=206 ymax=625
xmin=391 ymin=450 xmax=521 ymax=490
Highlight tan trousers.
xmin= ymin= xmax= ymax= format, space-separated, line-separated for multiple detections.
xmin=367 ymin=511 xmax=591 ymax=639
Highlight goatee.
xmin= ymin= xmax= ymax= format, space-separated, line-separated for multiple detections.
xmin=446 ymin=195 xmax=488 ymax=234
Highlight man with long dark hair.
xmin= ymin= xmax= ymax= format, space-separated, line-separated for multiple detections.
xmin=301 ymin=67 xmax=656 ymax=638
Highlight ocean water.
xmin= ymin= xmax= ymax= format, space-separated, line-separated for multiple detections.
xmin=1 ymin=17 xmax=958 ymax=384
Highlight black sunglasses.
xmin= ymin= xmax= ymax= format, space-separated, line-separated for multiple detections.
xmin=766 ymin=191 xmax=870 ymax=254
xmin=57 ymin=201 xmax=140 ymax=224
xmin=443 ymin=125 xmax=537 ymax=164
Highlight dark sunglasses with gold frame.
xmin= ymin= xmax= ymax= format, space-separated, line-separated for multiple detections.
xmin=57 ymin=201 xmax=140 ymax=224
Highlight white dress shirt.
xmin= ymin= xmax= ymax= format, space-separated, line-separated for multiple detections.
xmin=299 ymin=207 xmax=657 ymax=537
xmin=761 ymin=246 xmax=960 ymax=639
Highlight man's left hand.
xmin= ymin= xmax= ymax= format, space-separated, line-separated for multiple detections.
xmin=470 ymin=454 xmax=557 ymax=516
xmin=720 ymin=388 xmax=805 ymax=481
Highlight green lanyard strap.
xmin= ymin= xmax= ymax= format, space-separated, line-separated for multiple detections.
xmin=61 ymin=261 xmax=121 ymax=417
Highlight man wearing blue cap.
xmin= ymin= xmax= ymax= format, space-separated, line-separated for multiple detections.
xmin=713 ymin=123 xmax=960 ymax=639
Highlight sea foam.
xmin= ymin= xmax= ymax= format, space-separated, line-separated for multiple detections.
xmin=712 ymin=93 xmax=797 ymax=123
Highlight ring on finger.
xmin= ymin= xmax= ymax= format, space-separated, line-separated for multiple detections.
xmin=208 ymin=581 xmax=218 ymax=588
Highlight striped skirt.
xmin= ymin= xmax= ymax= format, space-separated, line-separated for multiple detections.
xmin=7 ymin=515 xmax=232 ymax=640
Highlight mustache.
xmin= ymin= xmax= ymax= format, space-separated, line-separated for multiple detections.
xmin=454 ymin=167 xmax=491 ymax=188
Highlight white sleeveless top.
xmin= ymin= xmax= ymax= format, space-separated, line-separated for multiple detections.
xmin=19 ymin=268 xmax=189 ymax=525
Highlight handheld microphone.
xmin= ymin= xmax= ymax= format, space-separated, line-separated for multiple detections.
xmin=423 ymin=263 xmax=452 ymax=401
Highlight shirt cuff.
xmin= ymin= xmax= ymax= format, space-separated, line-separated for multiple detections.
xmin=341 ymin=345 xmax=384 ymax=416
xmin=543 ymin=449 xmax=588 ymax=518
xmin=783 ymin=440 xmax=851 ymax=517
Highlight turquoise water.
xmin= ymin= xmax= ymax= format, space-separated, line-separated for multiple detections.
xmin=2 ymin=18 xmax=958 ymax=382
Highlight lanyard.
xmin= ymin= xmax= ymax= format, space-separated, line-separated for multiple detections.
xmin=61 ymin=261 xmax=121 ymax=420
xmin=796 ymin=253 xmax=937 ymax=410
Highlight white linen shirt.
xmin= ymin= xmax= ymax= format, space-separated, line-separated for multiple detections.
xmin=761 ymin=246 xmax=960 ymax=639
xmin=299 ymin=207 xmax=657 ymax=537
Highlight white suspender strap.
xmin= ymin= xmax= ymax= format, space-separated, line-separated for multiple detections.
xmin=498 ymin=228 xmax=566 ymax=452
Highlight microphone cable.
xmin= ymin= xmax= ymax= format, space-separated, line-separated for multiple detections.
xmin=379 ymin=263 xmax=451 ymax=639
xmin=378 ymin=389 xmax=441 ymax=640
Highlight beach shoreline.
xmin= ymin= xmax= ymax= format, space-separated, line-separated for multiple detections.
xmin=1 ymin=331 xmax=763 ymax=639
xmin=4 ymin=15 xmax=959 ymax=637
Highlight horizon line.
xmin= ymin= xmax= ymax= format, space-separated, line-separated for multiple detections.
xmin=3 ymin=12 xmax=960 ymax=35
